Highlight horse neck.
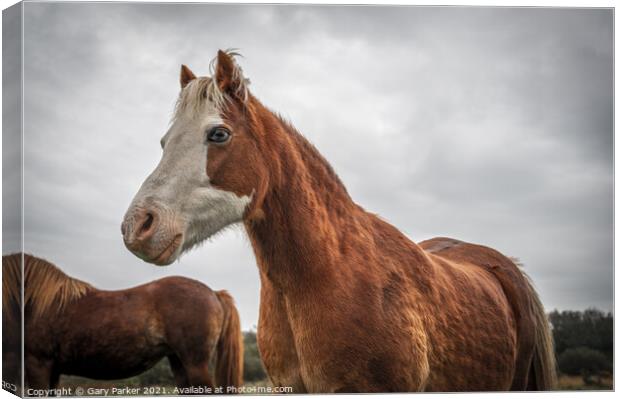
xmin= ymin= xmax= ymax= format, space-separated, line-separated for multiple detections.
xmin=244 ymin=104 xmax=412 ymax=291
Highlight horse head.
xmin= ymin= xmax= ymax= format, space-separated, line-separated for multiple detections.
xmin=121 ymin=50 xmax=271 ymax=265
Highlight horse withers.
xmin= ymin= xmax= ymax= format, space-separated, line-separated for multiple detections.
xmin=122 ymin=50 xmax=556 ymax=392
xmin=2 ymin=253 xmax=243 ymax=394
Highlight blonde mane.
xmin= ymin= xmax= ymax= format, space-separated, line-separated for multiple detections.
xmin=2 ymin=253 xmax=93 ymax=319
xmin=173 ymin=50 xmax=249 ymax=120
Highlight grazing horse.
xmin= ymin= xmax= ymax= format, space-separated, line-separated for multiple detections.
xmin=2 ymin=253 xmax=243 ymax=392
xmin=121 ymin=50 xmax=557 ymax=392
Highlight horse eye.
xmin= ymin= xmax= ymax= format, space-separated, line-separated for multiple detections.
xmin=206 ymin=127 xmax=231 ymax=144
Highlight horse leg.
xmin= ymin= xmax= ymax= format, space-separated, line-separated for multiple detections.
xmin=49 ymin=372 xmax=60 ymax=390
xmin=168 ymin=355 xmax=189 ymax=388
xmin=257 ymin=276 xmax=306 ymax=393
xmin=47 ymin=370 xmax=61 ymax=396
xmin=24 ymin=355 xmax=53 ymax=394
xmin=184 ymin=362 xmax=215 ymax=389
xmin=169 ymin=355 xmax=215 ymax=391
xmin=167 ymin=325 xmax=218 ymax=391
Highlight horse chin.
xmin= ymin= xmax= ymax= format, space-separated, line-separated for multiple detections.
xmin=150 ymin=234 xmax=184 ymax=266
xmin=151 ymin=255 xmax=177 ymax=267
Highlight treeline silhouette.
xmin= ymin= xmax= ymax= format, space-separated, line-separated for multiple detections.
xmin=242 ymin=331 xmax=267 ymax=382
xmin=549 ymin=308 xmax=613 ymax=386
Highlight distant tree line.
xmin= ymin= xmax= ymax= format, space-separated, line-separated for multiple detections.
xmin=549 ymin=308 xmax=613 ymax=384
xmin=242 ymin=331 xmax=268 ymax=382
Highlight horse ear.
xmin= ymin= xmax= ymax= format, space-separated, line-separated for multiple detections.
xmin=214 ymin=50 xmax=247 ymax=99
xmin=180 ymin=64 xmax=196 ymax=88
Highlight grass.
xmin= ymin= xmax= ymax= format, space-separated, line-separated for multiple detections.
xmin=556 ymin=373 xmax=613 ymax=391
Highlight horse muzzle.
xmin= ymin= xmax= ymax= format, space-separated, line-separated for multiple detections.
xmin=121 ymin=205 xmax=183 ymax=266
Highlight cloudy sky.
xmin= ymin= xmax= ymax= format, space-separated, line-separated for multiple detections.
xmin=4 ymin=3 xmax=613 ymax=328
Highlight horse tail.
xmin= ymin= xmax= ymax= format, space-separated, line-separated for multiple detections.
xmin=522 ymin=273 xmax=557 ymax=390
xmin=215 ymin=290 xmax=244 ymax=389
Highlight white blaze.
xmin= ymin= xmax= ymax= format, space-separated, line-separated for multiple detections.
xmin=129 ymin=86 xmax=251 ymax=257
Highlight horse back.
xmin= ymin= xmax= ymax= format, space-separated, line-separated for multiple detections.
xmin=419 ymin=237 xmax=538 ymax=390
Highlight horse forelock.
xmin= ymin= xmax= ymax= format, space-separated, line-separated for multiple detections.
xmin=173 ymin=50 xmax=249 ymax=122
xmin=2 ymin=253 xmax=93 ymax=319
xmin=173 ymin=76 xmax=222 ymax=120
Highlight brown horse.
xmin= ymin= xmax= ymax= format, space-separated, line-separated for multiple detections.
xmin=2 ymin=253 xmax=243 ymax=393
xmin=121 ymin=50 xmax=557 ymax=392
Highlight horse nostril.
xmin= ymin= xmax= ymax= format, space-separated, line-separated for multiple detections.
xmin=138 ymin=213 xmax=155 ymax=238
